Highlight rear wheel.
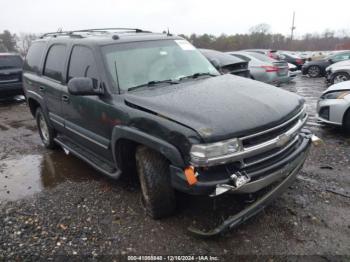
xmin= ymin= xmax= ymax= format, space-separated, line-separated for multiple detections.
xmin=331 ymin=72 xmax=350 ymax=85
xmin=135 ymin=146 xmax=176 ymax=219
xmin=35 ymin=107 xmax=56 ymax=149
xmin=308 ymin=65 xmax=321 ymax=78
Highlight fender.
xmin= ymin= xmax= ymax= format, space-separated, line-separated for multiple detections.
xmin=111 ymin=125 xmax=185 ymax=168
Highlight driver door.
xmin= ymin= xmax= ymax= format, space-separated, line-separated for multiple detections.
xmin=62 ymin=45 xmax=113 ymax=161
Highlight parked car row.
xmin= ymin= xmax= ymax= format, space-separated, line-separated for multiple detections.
xmin=0 ymin=53 xmax=24 ymax=99
xmin=302 ymin=50 xmax=350 ymax=78
xmin=198 ymin=48 xmax=296 ymax=86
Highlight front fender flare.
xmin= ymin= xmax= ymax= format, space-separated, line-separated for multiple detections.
xmin=111 ymin=126 xmax=185 ymax=168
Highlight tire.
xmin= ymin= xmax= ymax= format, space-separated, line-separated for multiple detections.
xmin=307 ymin=65 xmax=321 ymax=78
xmin=135 ymin=146 xmax=176 ymax=219
xmin=343 ymin=109 xmax=350 ymax=133
xmin=331 ymin=72 xmax=350 ymax=85
xmin=35 ymin=107 xmax=56 ymax=149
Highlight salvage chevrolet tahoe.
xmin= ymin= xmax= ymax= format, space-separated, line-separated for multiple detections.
xmin=23 ymin=28 xmax=313 ymax=237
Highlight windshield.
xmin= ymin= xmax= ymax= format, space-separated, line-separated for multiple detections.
xmin=102 ymin=39 xmax=219 ymax=91
xmin=0 ymin=55 xmax=23 ymax=69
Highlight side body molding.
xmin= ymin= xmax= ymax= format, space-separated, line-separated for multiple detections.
xmin=111 ymin=126 xmax=185 ymax=168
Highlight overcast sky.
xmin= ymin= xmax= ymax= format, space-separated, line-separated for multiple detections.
xmin=1 ymin=0 xmax=349 ymax=37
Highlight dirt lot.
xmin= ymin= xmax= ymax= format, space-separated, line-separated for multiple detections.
xmin=0 ymin=75 xmax=349 ymax=260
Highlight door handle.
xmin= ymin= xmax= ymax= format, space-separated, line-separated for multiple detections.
xmin=39 ymin=86 xmax=45 ymax=92
xmin=62 ymin=95 xmax=70 ymax=103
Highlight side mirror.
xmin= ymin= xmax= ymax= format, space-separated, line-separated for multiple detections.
xmin=328 ymin=58 xmax=333 ymax=63
xmin=67 ymin=77 xmax=103 ymax=96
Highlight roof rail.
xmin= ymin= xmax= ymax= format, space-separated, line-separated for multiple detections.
xmin=39 ymin=28 xmax=149 ymax=39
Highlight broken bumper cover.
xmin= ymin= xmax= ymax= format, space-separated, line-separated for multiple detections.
xmin=170 ymin=134 xmax=311 ymax=237
xmin=170 ymin=135 xmax=311 ymax=196
xmin=187 ymin=150 xmax=307 ymax=237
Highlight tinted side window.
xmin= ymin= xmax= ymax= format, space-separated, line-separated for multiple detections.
xmin=333 ymin=53 xmax=350 ymax=61
xmin=24 ymin=42 xmax=46 ymax=73
xmin=43 ymin=45 xmax=67 ymax=82
xmin=68 ymin=46 xmax=98 ymax=86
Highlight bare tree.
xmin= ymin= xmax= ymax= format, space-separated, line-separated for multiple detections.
xmin=16 ymin=33 xmax=38 ymax=56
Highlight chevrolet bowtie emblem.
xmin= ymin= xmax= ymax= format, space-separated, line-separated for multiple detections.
xmin=277 ymin=133 xmax=290 ymax=147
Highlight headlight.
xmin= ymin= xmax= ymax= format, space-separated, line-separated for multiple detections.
xmin=190 ymin=138 xmax=241 ymax=163
xmin=321 ymin=91 xmax=350 ymax=99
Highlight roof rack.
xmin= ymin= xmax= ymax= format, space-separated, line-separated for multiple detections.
xmin=39 ymin=28 xmax=149 ymax=39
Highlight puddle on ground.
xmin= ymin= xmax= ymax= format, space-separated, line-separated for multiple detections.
xmin=0 ymin=151 xmax=101 ymax=201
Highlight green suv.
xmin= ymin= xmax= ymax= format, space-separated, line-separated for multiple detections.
xmin=23 ymin=28 xmax=313 ymax=236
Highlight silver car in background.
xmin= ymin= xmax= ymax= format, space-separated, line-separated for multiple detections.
xmin=227 ymin=51 xmax=290 ymax=86
xmin=325 ymin=60 xmax=350 ymax=85
xmin=317 ymin=81 xmax=350 ymax=131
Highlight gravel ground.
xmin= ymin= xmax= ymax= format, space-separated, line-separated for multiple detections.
xmin=0 ymin=75 xmax=349 ymax=260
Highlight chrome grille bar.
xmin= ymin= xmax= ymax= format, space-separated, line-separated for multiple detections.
xmin=240 ymin=105 xmax=306 ymax=141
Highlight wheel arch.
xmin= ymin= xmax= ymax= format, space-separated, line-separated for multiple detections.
xmin=342 ymin=106 xmax=350 ymax=127
xmin=331 ymin=71 xmax=350 ymax=84
xmin=27 ymin=97 xmax=41 ymax=117
xmin=111 ymin=126 xmax=185 ymax=173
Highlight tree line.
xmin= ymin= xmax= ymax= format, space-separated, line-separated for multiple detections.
xmin=1 ymin=24 xmax=350 ymax=55
xmin=180 ymin=24 xmax=350 ymax=52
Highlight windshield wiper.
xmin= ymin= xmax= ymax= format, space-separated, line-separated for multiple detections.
xmin=128 ymin=79 xmax=179 ymax=91
xmin=178 ymin=72 xmax=217 ymax=81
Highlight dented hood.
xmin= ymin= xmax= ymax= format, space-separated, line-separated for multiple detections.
xmin=124 ymin=74 xmax=304 ymax=142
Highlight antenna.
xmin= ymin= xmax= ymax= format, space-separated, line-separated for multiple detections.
xmin=290 ymin=11 xmax=296 ymax=41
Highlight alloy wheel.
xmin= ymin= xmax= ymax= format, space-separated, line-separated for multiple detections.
xmin=334 ymin=74 xmax=349 ymax=84
xmin=39 ymin=114 xmax=49 ymax=143
xmin=308 ymin=66 xmax=320 ymax=77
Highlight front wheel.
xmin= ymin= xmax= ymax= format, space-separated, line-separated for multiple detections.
xmin=331 ymin=72 xmax=350 ymax=85
xmin=135 ymin=146 xmax=176 ymax=219
xmin=308 ymin=65 xmax=321 ymax=78
xmin=35 ymin=107 xmax=56 ymax=149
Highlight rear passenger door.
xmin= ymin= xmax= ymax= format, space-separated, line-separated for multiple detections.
xmin=62 ymin=45 xmax=113 ymax=161
xmin=41 ymin=44 xmax=68 ymax=131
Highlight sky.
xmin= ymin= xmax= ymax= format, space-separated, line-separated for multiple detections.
xmin=1 ymin=0 xmax=349 ymax=37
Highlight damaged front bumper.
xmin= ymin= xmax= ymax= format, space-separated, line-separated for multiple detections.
xmin=187 ymin=150 xmax=307 ymax=237
xmin=170 ymin=132 xmax=314 ymax=237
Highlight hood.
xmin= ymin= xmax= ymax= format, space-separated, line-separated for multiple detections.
xmin=324 ymin=81 xmax=350 ymax=94
xmin=124 ymin=74 xmax=304 ymax=142
xmin=327 ymin=60 xmax=350 ymax=71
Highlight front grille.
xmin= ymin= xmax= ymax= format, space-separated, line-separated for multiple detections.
xmin=0 ymin=73 xmax=21 ymax=83
xmin=240 ymin=107 xmax=306 ymax=148
xmin=237 ymin=107 xmax=307 ymax=179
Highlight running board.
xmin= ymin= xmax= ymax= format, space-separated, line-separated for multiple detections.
xmin=54 ymin=136 xmax=121 ymax=179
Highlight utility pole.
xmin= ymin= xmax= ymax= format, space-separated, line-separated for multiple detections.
xmin=290 ymin=11 xmax=296 ymax=41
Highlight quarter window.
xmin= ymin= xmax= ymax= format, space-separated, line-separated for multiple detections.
xmin=43 ymin=44 xmax=67 ymax=82
xmin=68 ymin=46 xmax=98 ymax=86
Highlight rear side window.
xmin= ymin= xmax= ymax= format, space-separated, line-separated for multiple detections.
xmin=43 ymin=44 xmax=67 ymax=82
xmin=24 ymin=42 xmax=46 ymax=73
xmin=68 ymin=46 xmax=99 ymax=86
